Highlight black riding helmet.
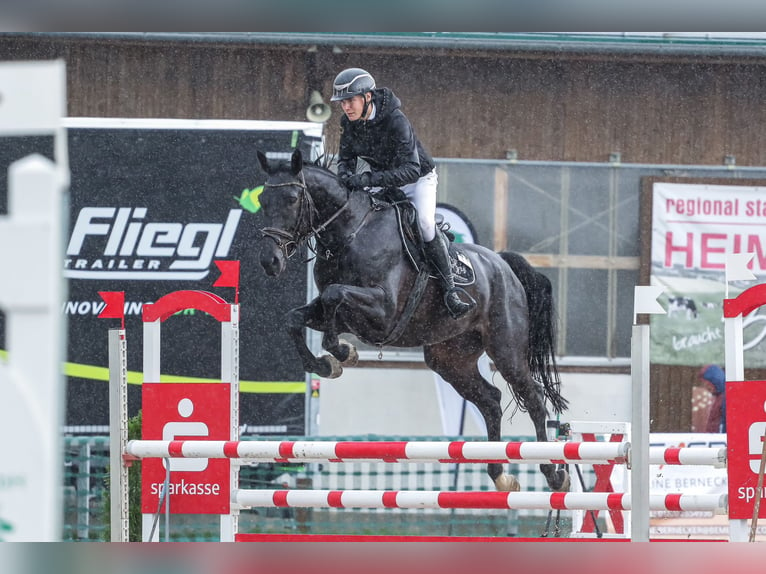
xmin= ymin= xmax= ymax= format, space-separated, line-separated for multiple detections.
xmin=331 ymin=68 xmax=376 ymax=119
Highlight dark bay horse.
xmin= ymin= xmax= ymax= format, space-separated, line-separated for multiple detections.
xmin=256 ymin=149 xmax=569 ymax=493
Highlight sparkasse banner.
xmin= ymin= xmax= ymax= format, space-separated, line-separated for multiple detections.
xmin=650 ymin=181 xmax=766 ymax=367
xmin=1 ymin=118 xmax=322 ymax=434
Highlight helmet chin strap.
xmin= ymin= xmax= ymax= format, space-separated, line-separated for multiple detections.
xmin=360 ymin=93 xmax=371 ymax=120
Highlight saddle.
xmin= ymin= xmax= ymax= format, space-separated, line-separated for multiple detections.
xmin=373 ymin=187 xmax=475 ymax=286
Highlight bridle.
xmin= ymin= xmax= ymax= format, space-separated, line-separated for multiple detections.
xmin=259 ymin=171 xmax=353 ymax=260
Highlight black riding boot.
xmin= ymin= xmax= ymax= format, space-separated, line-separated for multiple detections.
xmin=424 ymin=236 xmax=477 ymax=319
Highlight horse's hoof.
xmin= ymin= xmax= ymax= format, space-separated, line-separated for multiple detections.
xmin=319 ymin=354 xmax=343 ymax=379
xmin=338 ymin=338 xmax=359 ymax=367
xmin=494 ymin=473 xmax=520 ymax=492
xmin=552 ymin=469 xmax=570 ymax=492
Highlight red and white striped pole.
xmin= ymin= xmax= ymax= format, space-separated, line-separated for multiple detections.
xmin=232 ymin=489 xmax=727 ymax=513
xmin=125 ymin=439 xmax=726 ymax=467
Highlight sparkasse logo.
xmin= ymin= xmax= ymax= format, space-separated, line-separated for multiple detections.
xmin=64 ymin=207 xmax=242 ymax=280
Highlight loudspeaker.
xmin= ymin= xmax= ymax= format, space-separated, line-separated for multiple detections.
xmin=306 ymin=90 xmax=331 ymax=123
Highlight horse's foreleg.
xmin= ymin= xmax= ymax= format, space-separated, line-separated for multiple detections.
xmin=321 ymin=333 xmax=359 ymax=367
xmin=319 ymin=283 xmax=390 ymax=358
xmin=285 ymin=300 xmax=343 ymax=378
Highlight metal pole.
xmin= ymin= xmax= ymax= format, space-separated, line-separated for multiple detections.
xmin=630 ymin=324 xmax=650 ymax=541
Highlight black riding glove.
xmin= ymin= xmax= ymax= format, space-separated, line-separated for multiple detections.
xmin=343 ymin=172 xmax=372 ymax=191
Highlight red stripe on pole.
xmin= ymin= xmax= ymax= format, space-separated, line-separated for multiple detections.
xmin=223 ymin=441 xmax=240 ymax=458
xmin=335 ymin=442 xmax=408 ymax=462
xmin=382 ymin=492 xmax=399 ymax=508
xmin=665 ymin=494 xmax=683 ymax=511
xmin=273 ymin=491 xmax=289 ymax=507
xmin=550 ymin=492 xmax=568 ymax=510
xmin=278 ymin=442 xmax=295 ymax=459
xmin=663 ymin=448 xmax=682 ymax=465
xmin=168 ymin=441 xmax=184 ymax=457
xmin=447 ymin=441 xmax=465 ymax=459
xmin=607 ymin=493 xmax=625 ymax=510
xmin=438 ymin=492 xmax=508 ymax=509
xmin=328 ymin=491 xmax=344 ymax=508
xmin=563 ymin=442 xmax=581 ymax=460
xmin=505 ymin=442 xmax=523 ymax=459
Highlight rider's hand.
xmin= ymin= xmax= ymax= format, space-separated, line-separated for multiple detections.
xmin=343 ymin=172 xmax=372 ymax=191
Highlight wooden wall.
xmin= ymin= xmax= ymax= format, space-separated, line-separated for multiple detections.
xmin=4 ymin=35 xmax=766 ymax=166
xmin=651 ymin=364 xmax=766 ymax=432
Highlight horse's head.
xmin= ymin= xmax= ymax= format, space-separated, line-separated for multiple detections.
xmin=257 ymin=148 xmax=310 ymax=276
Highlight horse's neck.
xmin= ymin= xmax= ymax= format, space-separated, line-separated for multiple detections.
xmin=307 ymin=172 xmax=350 ymax=219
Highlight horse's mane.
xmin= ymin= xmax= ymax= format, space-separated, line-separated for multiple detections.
xmin=313 ymin=152 xmax=336 ymax=171
xmin=301 ymin=153 xmax=348 ymax=193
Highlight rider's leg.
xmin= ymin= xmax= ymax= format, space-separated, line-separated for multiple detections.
xmin=423 ymin=234 xmax=476 ymax=319
xmin=402 ymin=170 xmax=476 ymax=319
xmin=401 ymin=170 xmax=438 ymax=242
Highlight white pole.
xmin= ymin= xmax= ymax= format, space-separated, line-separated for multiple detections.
xmin=219 ymin=305 xmax=240 ymax=542
xmin=0 ymin=60 xmax=68 ymax=542
xmin=0 ymin=155 xmax=66 ymax=541
xmin=725 ymin=311 xmax=749 ymax=541
xmin=630 ymin=324 xmax=651 ymax=541
xmin=108 ymin=329 xmax=129 ymax=542
xmin=142 ymin=319 xmax=161 ymax=542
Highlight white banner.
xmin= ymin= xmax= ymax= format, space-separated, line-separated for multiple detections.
xmin=650 ymin=182 xmax=766 ymax=366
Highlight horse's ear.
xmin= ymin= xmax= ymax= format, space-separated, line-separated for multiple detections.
xmin=256 ymin=150 xmax=270 ymax=174
xmin=291 ymin=148 xmax=303 ymax=175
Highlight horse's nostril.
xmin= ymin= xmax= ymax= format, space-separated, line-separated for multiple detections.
xmin=260 ymin=250 xmax=285 ymax=277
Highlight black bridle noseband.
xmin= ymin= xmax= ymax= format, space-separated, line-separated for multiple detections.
xmin=259 ymin=172 xmax=353 ymax=260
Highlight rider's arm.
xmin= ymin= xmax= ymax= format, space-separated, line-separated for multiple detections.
xmin=368 ymin=111 xmax=421 ymax=189
xmin=336 ymin=121 xmax=357 ymax=180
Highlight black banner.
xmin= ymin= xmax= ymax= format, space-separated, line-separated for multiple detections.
xmin=2 ymin=122 xmax=319 ymax=435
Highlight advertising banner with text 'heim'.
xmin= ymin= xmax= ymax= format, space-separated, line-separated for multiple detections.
xmin=650 ymin=182 xmax=766 ymax=366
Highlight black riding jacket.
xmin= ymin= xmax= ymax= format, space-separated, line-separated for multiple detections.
xmin=337 ymin=87 xmax=435 ymax=189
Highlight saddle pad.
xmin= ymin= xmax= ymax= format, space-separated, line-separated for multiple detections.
xmin=449 ymin=247 xmax=475 ymax=286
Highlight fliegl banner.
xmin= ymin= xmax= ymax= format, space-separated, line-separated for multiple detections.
xmin=649 ymin=181 xmax=766 ymax=366
xmin=45 ymin=119 xmax=324 ymax=433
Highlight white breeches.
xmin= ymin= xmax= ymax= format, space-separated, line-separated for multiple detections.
xmin=400 ymin=169 xmax=438 ymax=242
xmin=370 ymin=169 xmax=438 ymax=242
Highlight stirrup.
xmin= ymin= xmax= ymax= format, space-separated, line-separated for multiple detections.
xmin=444 ymin=287 xmax=476 ymax=319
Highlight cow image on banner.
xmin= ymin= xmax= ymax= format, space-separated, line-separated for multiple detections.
xmin=141 ymin=383 xmax=231 ymax=514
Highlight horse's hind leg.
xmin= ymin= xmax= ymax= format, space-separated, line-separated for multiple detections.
xmin=489 ymin=345 xmax=570 ymax=492
xmin=423 ymin=336 xmax=520 ymax=492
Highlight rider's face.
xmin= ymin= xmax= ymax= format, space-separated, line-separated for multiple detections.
xmin=339 ymin=94 xmax=370 ymax=121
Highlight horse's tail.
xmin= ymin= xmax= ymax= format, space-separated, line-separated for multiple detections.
xmin=498 ymin=251 xmax=568 ymax=414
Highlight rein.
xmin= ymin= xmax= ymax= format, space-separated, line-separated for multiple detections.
xmin=260 ymin=173 xmax=373 ymax=260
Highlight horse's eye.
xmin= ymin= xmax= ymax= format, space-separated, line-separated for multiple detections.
xmin=286 ymin=194 xmax=300 ymax=205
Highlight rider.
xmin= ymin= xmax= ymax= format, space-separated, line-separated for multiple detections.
xmin=330 ymin=67 xmax=476 ymax=320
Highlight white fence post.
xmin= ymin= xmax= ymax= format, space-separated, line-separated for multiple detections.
xmin=0 ymin=60 xmax=68 ymax=542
